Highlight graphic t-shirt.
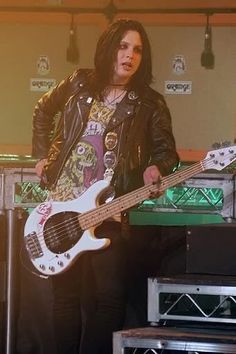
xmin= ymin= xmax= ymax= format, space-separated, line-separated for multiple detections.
xmin=48 ymin=99 xmax=115 ymax=201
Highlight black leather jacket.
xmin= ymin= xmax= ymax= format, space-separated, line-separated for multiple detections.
xmin=32 ymin=69 xmax=179 ymax=195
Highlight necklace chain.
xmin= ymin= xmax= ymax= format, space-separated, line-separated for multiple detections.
xmin=103 ymin=88 xmax=126 ymax=107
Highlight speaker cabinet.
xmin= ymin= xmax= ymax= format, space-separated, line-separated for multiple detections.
xmin=186 ymin=224 xmax=236 ymax=276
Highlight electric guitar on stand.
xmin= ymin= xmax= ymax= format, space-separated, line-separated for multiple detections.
xmin=24 ymin=145 xmax=236 ymax=276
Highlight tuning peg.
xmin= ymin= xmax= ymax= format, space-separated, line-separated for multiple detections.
xmin=211 ymin=142 xmax=221 ymax=149
xmin=221 ymin=140 xmax=231 ymax=147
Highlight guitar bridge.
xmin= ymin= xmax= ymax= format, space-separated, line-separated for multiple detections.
xmin=25 ymin=232 xmax=43 ymax=259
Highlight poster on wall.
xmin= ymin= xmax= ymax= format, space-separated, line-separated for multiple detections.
xmin=172 ymin=55 xmax=186 ymax=75
xmin=30 ymin=78 xmax=56 ymax=92
xmin=30 ymin=55 xmax=55 ymax=92
xmin=37 ymin=55 xmax=50 ymax=76
xmin=164 ymin=81 xmax=192 ymax=94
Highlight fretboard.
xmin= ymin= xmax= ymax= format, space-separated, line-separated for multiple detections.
xmin=78 ymin=160 xmax=204 ymax=230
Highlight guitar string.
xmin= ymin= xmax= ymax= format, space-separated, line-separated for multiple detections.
xmin=31 ymin=167 xmax=205 ymax=250
xmin=29 ymin=162 xmax=203 ymax=249
xmin=26 ymin=159 xmax=211 ymax=254
xmin=27 ymin=153 xmax=234 ymax=253
xmin=26 ymin=157 xmax=219 ymax=253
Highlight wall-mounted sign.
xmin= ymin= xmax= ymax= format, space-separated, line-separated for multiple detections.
xmin=30 ymin=78 xmax=56 ymax=92
xmin=172 ymin=55 xmax=186 ymax=75
xmin=164 ymin=81 xmax=192 ymax=95
xmin=37 ymin=55 xmax=50 ymax=76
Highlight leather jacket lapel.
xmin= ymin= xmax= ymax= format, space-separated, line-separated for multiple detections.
xmin=106 ymin=91 xmax=140 ymax=131
xmin=63 ymin=90 xmax=93 ymax=140
xmin=76 ymin=92 xmax=94 ymax=125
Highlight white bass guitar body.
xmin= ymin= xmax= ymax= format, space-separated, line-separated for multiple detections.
xmin=24 ymin=180 xmax=111 ymax=275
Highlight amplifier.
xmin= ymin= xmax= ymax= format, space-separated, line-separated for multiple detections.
xmin=186 ymin=224 xmax=236 ymax=276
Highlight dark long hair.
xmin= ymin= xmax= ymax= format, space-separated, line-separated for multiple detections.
xmin=91 ymin=19 xmax=153 ymax=94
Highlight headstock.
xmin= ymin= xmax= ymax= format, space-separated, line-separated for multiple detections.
xmin=204 ymin=145 xmax=236 ymax=171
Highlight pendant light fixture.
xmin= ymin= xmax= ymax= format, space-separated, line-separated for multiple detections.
xmin=201 ymin=13 xmax=214 ymax=69
xmin=66 ymin=14 xmax=79 ymax=64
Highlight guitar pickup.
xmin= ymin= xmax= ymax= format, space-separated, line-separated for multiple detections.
xmin=24 ymin=232 xmax=44 ymax=259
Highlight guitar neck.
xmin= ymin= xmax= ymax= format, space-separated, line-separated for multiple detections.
xmin=79 ymin=160 xmax=204 ymax=230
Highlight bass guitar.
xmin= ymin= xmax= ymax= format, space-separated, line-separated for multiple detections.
xmin=24 ymin=145 xmax=236 ymax=275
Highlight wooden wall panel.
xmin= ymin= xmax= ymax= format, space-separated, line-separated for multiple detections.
xmin=0 ymin=0 xmax=236 ymax=159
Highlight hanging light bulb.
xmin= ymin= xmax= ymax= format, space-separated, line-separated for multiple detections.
xmin=201 ymin=14 xmax=214 ymax=69
xmin=66 ymin=14 xmax=79 ymax=64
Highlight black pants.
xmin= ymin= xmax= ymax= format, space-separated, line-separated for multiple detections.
xmin=52 ymin=222 xmax=128 ymax=354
